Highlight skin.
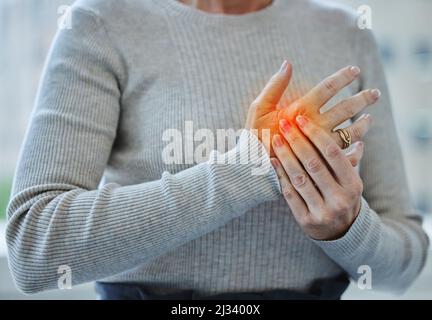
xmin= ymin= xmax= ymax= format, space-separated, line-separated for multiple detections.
xmin=179 ymin=0 xmax=274 ymax=14
xmin=246 ymin=62 xmax=380 ymax=240
xmin=181 ymin=0 xmax=381 ymax=240
xmin=246 ymin=61 xmax=379 ymax=154
xmin=272 ymin=118 xmax=364 ymax=240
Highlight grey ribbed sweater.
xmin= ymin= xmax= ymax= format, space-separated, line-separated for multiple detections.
xmin=6 ymin=0 xmax=429 ymax=295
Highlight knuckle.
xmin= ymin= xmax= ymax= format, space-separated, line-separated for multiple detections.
xmin=282 ymin=186 xmax=294 ymax=200
xmin=293 ymin=100 xmax=306 ymax=115
xmin=324 ymin=77 xmax=339 ymax=95
xmin=335 ymin=99 xmax=351 ymax=117
xmin=313 ymin=214 xmax=327 ymax=226
xmin=299 ymin=214 xmax=313 ymax=227
xmin=269 ymin=78 xmax=280 ymax=88
xmin=332 ymin=198 xmax=350 ymax=214
xmin=326 ymin=143 xmax=340 ymax=158
xmin=306 ymin=158 xmax=322 ymax=174
xmin=268 ymin=76 xmax=283 ymax=89
xmin=351 ymin=125 xmax=363 ymax=141
xmin=350 ymin=157 xmax=359 ymax=167
xmin=322 ymin=214 xmax=336 ymax=226
xmin=351 ymin=179 xmax=364 ymax=197
xmin=344 ymin=102 xmax=356 ymax=118
xmin=291 ymin=172 xmax=308 ymax=189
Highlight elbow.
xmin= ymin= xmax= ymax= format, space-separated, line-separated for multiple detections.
xmin=5 ymin=190 xmax=70 ymax=294
xmin=7 ymin=251 xmax=53 ymax=295
xmin=397 ymin=256 xmax=429 ymax=295
xmin=7 ymin=241 xmax=57 ymax=295
xmin=387 ymin=277 xmax=417 ymax=295
xmin=374 ymin=218 xmax=430 ymax=294
xmin=382 ymin=273 xmax=421 ymax=296
xmin=6 ymin=220 xmax=57 ymax=295
xmin=351 ymin=263 xmax=425 ymax=296
xmin=394 ymin=229 xmax=430 ymax=294
xmin=10 ymin=270 xmax=47 ymax=295
xmin=375 ymin=247 xmax=429 ymax=294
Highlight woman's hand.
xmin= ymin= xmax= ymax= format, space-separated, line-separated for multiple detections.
xmin=245 ymin=61 xmax=293 ymax=154
xmin=245 ymin=61 xmax=380 ymax=156
xmin=271 ymin=115 xmax=365 ymax=241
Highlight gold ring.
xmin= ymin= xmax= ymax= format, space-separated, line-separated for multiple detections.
xmin=336 ymin=128 xmax=352 ymax=149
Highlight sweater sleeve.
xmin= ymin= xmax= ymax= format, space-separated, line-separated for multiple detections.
xmin=313 ymin=27 xmax=429 ymax=292
xmin=5 ymin=8 xmax=280 ymax=294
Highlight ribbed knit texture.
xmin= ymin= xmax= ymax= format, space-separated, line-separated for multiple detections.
xmin=6 ymin=0 xmax=428 ymax=295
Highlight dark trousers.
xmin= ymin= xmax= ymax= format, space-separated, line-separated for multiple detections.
xmin=95 ymin=275 xmax=349 ymax=300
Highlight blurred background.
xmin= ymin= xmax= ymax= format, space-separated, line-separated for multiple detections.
xmin=0 ymin=0 xmax=431 ymax=299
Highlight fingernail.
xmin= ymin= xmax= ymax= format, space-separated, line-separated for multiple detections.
xmin=279 ymin=60 xmax=288 ymax=74
xmin=370 ymin=89 xmax=381 ymax=99
xmin=362 ymin=114 xmax=373 ymax=127
xmin=363 ymin=113 xmax=372 ymax=122
xmin=350 ymin=66 xmax=361 ymax=76
xmin=273 ymin=134 xmax=284 ymax=147
xmin=359 ymin=113 xmax=370 ymax=121
xmin=279 ymin=119 xmax=292 ymax=133
xmin=296 ymin=115 xmax=308 ymax=127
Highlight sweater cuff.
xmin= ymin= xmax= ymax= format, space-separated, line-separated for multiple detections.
xmin=207 ymin=129 xmax=281 ymax=200
xmin=311 ymin=197 xmax=382 ymax=260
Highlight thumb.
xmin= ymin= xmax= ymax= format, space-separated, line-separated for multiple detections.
xmin=253 ymin=61 xmax=292 ymax=117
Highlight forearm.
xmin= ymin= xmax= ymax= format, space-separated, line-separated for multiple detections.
xmin=6 ymin=131 xmax=280 ymax=294
xmin=313 ymin=197 xmax=428 ymax=292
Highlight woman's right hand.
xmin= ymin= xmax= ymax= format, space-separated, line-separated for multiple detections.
xmin=245 ymin=61 xmax=381 ymax=157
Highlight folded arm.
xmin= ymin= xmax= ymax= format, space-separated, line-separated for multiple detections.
xmin=6 ymin=8 xmax=281 ymax=294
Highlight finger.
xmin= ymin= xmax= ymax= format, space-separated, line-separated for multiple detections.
xmin=295 ymin=115 xmax=356 ymax=186
xmin=346 ymin=141 xmax=365 ymax=167
xmin=272 ymin=134 xmax=324 ymax=211
xmin=278 ymin=119 xmax=341 ymax=199
xmin=253 ymin=61 xmax=292 ymax=117
xmin=323 ymin=88 xmax=381 ymax=128
xmin=300 ymin=65 xmax=361 ymax=111
xmin=271 ymin=158 xmax=309 ymax=222
xmin=331 ymin=113 xmax=372 ymax=148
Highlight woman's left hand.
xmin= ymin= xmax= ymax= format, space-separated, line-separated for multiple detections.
xmin=271 ymin=114 xmax=364 ymax=241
